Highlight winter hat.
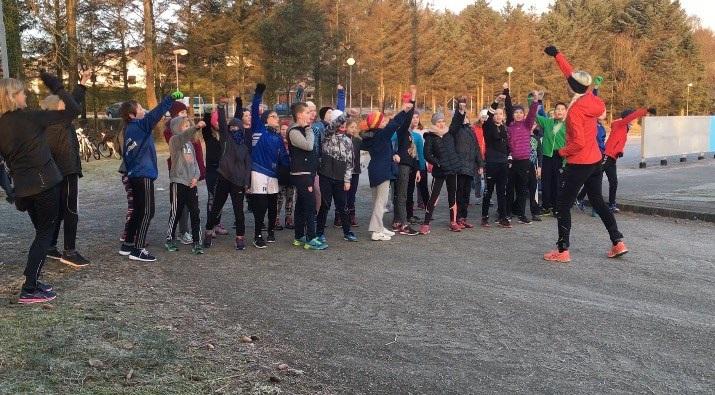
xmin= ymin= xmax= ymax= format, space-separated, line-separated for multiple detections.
xmin=513 ymin=105 xmax=525 ymax=113
xmin=479 ymin=109 xmax=489 ymax=119
xmin=366 ymin=111 xmax=384 ymax=129
xmin=319 ymin=106 xmax=333 ymax=121
xmin=402 ymin=92 xmax=412 ymax=104
xmin=431 ymin=112 xmax=445 ymax=125
xmin=170 ymin=116 xmax=189 ymax=135
xmin=169 ymin=101 xmax=188 ymax=118
xmin=328 ymin=109 xmax=344 ymax=124
xmin=569 ymin=70 xmax=593 ymax=94
xmin=620 ymin=108 xmax=635 ymax=119
xmin=40 ymin=95 xmax=62 ymax=110
xmin=228 ymin=117 xmax=241 ymax=129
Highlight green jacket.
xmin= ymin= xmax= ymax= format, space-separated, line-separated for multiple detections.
xmin=537 ymin=115 xmax=566 ymax=158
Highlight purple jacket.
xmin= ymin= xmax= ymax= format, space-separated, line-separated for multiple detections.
xmin=507 ymin=100 xmax=539 ymax=161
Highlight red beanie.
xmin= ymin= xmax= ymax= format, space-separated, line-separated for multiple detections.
xmin=401 ymin=92 xmax=412 ymax=104
xmin=366 ymin=111 xmax=384 ymax=129
xmin=169 ymin=101 xmax=188 ymax=118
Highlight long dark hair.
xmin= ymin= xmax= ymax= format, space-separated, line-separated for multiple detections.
xmin=117 ymin=100 xmax=139 ymax=155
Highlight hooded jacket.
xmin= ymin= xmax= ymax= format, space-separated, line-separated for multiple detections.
xmin=451 ymin=110 xmax=484 ymax=177
xmin=164 ymin=117 xmax=205 ymax=180
xmin=250 ymin=90 xmax=290 ymax=178
xmin=361 ymin=108 xmax=413 ymax=187
xmin=215 ymin=104 xmax=252 ymax=187
xmin=319 ymin=112 xmax=354 ymax=183
xmin=0 ymin=87 xmax=81 ymax=198
xmin=123 ymin=96 xmax=175 ymax=180
xmin=605 ymin=108 xmax=647 ymax=160
xmin=168 ymin=117 xmax=201 ymax=186
xmin=44 ymin=84 xmax=86 ymax=177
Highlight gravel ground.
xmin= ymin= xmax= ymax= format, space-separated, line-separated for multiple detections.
xmin=1 ymin=153 xmax=713 ymax=394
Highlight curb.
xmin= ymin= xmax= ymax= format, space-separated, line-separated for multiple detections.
xmin=614 ymin=200 xmax=715 ymax=223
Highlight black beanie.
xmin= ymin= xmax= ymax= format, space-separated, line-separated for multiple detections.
xmin=319 ymin=107 xmax=333 ymax=121
xmin=567 ymin=76 xmax=589 ymax=94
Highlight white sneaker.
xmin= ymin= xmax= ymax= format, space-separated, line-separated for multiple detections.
xmin=179 ymin=232 xmax=193 ymax=245
xmin=382 ymin=228 xmax=396 ymax=237
xmin=371 ymin=232 xmax=392 ymax=241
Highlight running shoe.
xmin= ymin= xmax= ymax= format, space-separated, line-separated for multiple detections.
xmin=371 ymin=232 xmax=391 ymax=241
xmin=165 ymin=239 xmax=179 ymax=252
xmin=607 ymin=241 xmax=629 ymax=258
xmin=266 ymin=232 xmax=276 ymax=243
xmin=214 ymin=223 xmax=229 ymax=235
xmin=203 ymin=230 xmax=214 ymax=248
xmin=60 ymin=251 xmax=91 ymax=267
xmin=609 ymin=204 xmax=620 ymax=213
xmin=285 ymin=216 xmax=295 ymax=230
xmin=304 ymin=237 xmax=328 ymax=250
xmin=408 ymin=215 xmax=421 ymax=224
xmin=18 ymin=288 xmax=57 ymax=304
xmin=576 ymin=199 xmax=586 ymax=211
xmin=343 ymin=231 xmax=359 ymax=242
xmin=543 ymin=249 xmax=571 ymax=263
xmin=458 ymin=218 xmax=475 ymax=229
xmin=179 ymin=232 xmax=193 ymax=245
xmin=531 ymin=215 xmax=542 ymax=222
xmin=382 ymin=228 xmax=396 ymax=237
xmin=540 ymin=208 xmax=553 ymax=217
xmin=351 ymin=213 xmax=359 ymax=227
xmin=518 ymin=216 xmax=532 ymax=224
xmin=192 ymin=243 xmax=205 ymax=255
xmin=317 ymin=234 xmax=327 ymax=244
xmin=253 ymin=236 xmax=267 ymax=249
xmin=274 ymin=219 xmax=284 ymax=231
xmin=480 ymin=217 xmax=491 ymax=228
xmin=36 ymin=281 xmax=53 ymax=292
xmin=419 ymin=224 xmax=431 ymax=235
xmin=449 ymin=222 xmax=462 ymax=232
xmin=129 ymin=248 xmax=156 ymax=262
xmin=292 ymin=237 xmax=307 ymax=247
xmin=46 ymin=247 xmax=62 ymax=260
xmin=498 ymin=218 xmax=512 ymax=228
xmin=119 ymin=243 xmax=133 ymax=256
xmin=399 ymin=225 xmax=420 ymax=236
xmin=235 ymin=236 xmax=246 ymax=251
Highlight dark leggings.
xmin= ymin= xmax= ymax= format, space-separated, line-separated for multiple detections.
xmin=292 ymin=174 xmax=317 ymax=241
xmin=541 ymin=153 xmax=561 ymax=210
xmin=482 ymin=162 xmax=508 ymax=220
xmin=577 ymin=156 xmax=618 ymax=205
xmin=206 ymin=174 xmax=245 ymax=236
xmin=555 ymin=162 xmax=623 ymax=251
xmin=251 ymin=193 xmax=278 ymax=238
xmin=51 ymin=174 xmax=79 ymax=251
xmin=456 ymin=174 xmax=472 ymax=219
xmin=506 ymin=159 xmax=531 ymax=218
xmin=416 ymin=169 xmax=430 ymax=206
xmin=205 ymin=166 xmax=221 ymax=225
xmin=125 ymin=177 xmax=155 ymax=249
xmin=166 ymin=182 xmax=201 ymax=242
xmin=121 ymin=175 xmax=133 ymax=242
xmin=317 ymin=175 xmax=351 ymax=236
xmin=423 ymin=174 xmax=457 ymax=225
xmin=346 ymin=173 xmax=360 ymax=214
xmin=17 ymin=185 xmax=59 ymax=291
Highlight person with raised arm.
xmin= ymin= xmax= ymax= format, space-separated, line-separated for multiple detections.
xmin=480 ymin=84 xmax=512 ymax=228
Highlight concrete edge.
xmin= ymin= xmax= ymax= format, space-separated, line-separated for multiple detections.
xmin=615 ymin=200 xmax=715 ymax=223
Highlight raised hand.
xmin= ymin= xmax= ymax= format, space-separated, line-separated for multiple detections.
xmin=196 ymin=120 xmax=207 ymax=129
xmin=40 ymin=72 xmax=64 ymax=94
xmin=544 ymin=45 xmax=559 ymax=57
xmin=171 ymin=91 xmax=184 ymax=100
xmin=502 ymin=82 xmax=509 ymax=91
xmin=255 ymin=83 xmax=266 ymax=95
xmin=410 ymin=84 xmax=417 ymax=101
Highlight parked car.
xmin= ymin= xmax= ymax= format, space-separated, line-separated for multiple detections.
xmin=106 ymin=102 xmax=123 ymax=118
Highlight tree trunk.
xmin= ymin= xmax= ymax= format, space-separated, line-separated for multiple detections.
xmin=119 ymin=24 xmax=129 ymax=94
xmin=142 ymin=0 xmax=157 ymax=108
xmin=410 ymin=0 xmax=418 ymax=85
xmin=1 ymin=0 xmax=22 ymax=78
xmin=66 ymin=0 xmax=78 ymax=88
xmin=53 ymin=0 xmax=63 ymax=78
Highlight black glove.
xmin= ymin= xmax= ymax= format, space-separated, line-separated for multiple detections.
xmin=647 ymin=107 xmax=657 ymax=115
xmin=544 ymin=45 xmax=559 ymax=57
xmin=40 ymin=72 xmax=64 ymax=94
xmin=255 ymin=83 xmax=266 ymax=95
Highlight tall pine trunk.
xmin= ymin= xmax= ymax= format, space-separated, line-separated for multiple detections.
xmin=66 ymin=0 xmax=78 ymax=88
xmin=143 ymin=0 xmax=157 ymax=108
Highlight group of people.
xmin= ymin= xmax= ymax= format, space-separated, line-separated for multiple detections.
xmin=0 ymin=46 xmax=654 ymax=304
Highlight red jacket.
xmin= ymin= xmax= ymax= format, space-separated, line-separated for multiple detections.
xmin=163 ymin=123 xmax=206 ymax=181
xmin=472 ymin=124 xmax=485 ymax=162
xmin=552 ymin=52 xmax=606 ymax=164
xmin=605 ymin=108 xmax=647 ymax=160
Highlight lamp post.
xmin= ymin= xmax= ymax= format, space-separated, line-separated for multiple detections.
xmin=346 ymin=57 xmax=356 ymax=108
xmin=686 ymin=82 xmax=693 ymax=116
xmin=506 ymin=66 xmax=514 ymax=89
xmin=172 ymin=48 xmax=188 ymax=91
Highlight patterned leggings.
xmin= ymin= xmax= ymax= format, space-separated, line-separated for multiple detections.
xmin=277 ymin=185 xmax=295 ymax=218
xmin=121 ymin=175 xmax=134 ymax=242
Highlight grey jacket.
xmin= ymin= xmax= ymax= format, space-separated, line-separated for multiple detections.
xmin=168 ymin=117 xmax=201 ymax=187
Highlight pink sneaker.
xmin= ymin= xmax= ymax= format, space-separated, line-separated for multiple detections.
xmin=214 ymin=223 xmax=229 ymax=235
xmin=419 ymin=224 xmax=431 ymax=235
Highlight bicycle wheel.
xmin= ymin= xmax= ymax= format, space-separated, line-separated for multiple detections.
xmin=92 ymin=143 xmax=101 ymax=160
xmin=97 ymin=142 xmax=112 ymax=158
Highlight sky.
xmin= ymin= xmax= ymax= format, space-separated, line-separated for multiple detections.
xmin=431 ymin=0 xmax=715 ymax=31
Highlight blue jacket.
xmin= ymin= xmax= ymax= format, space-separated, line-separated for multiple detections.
xmin=391 ymin=130 xmax=426 ymax=171
xmin=123 ymin=96 xmax=174 ymax=180
xmin=597 ymin=123 xmax=606 ymax=154
xmin=250 ymin=91 xmax=290 ymax=178
xmin=337 ymin=87 xmax=346 ymax=111
xmin=362 ymin=109 xmax=412 ymax=187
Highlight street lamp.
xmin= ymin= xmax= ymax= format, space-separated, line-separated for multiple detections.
xmin=506 ymin=66 xmax=514 ymax=89
xmin=346 ymin=57 xmax=356 ymax=108
xmin=172 ymin=48 xmax=188 ymax=91
xmin=686 ymin=82 xmax=693 ymax=116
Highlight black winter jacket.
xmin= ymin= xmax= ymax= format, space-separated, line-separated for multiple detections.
xmin=45 ymin=85 xmax=86 ymax=177
xmin=424 ymin=127 xmax=461 ymax=178
xmin=451 ymin=110 xmax=484 ymax=177
xmin=483 ymin=94 xmax=510 ymax=164
xmin=0 ymin=88 xmax=80 ymax=199
xmin=216 ymin=105 xmax=252 ymax=187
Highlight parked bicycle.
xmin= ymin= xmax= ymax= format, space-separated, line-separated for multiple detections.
xmin=76 ymin=128 xmax=101 ymax=162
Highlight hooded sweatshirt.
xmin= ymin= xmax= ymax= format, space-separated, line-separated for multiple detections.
xmin=319 ymin=111 xmax=354 ymax=183
xmin=164 ymin=116 xmax=205 ymax=180
xmin=168 ymin=117 xmax=201 ymax=186
xmin=123 ymin=95 xmax=175 ymax=180
xmin=250 ymin=90 xmax=290 ymax=178
xmin=361 ymin=108 xmax=413 ymax=188
xmin=215 ymin=105 xmax=252 ymax=187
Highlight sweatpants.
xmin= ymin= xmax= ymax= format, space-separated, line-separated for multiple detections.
xmin=346 ymin=173 xmax=360 ymax=215
xmin=206 ymin=174 xmax=245 ymax=236
xmin=251 ymin=193 xmax=278 ymax=238
xmin=205 ymin=166 xmax=221 ymax=226
xmin=292 ymin=174 xmax=317 ymax=241
xmin=555 ymin=162 xmax=623 ymax=251
xmin=17 ymin=185 xmax=59 ymax=292
xmin=369 ymin=180 xmax=391 ymax=233
xmin=393 ymin=164 xmax=412 ymax=225
xmin=577 ymin=155 xmax=618 ymax=205
xmin=317 ymin=175 xmax=351 ymax=236
xmin=125 ymin=177 xmax=155 ymax=249
xmin=456 ymin=174 xmax=473 ymax=219
xmin=277 ymin=185 xmax=295 ymax=219
xmin=51 ymin=174 xmax=79 ymax=252
xmin=482 ymin=162 xmax=508 ymax=220
xmin=541 ymin=153 xmax=561 ymax=211
xmin=424 ymin=174 xmax=457 ymax=225
xmin=505 ymin=159 xmax=531 ymax=219
xmin=166 ymin=182 xmax=201 ymax=243
xmin=121 ymin=175 xmax=133 ymax=242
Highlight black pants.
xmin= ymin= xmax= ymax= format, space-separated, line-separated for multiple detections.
xmin=577 ymin=156 xmax=618 ymax=205
xmin=456 ymin=174 xmax=473 ymax=219
xmin=346 ymin=173 xmax=360 ymax=214
xmin=482 ymin=162 xmax=508 ymax=220
xmin=206 ymin=174 xmax=245 ymax=236
xmin=317 ymin=175 xmax=351 ymax=236
xmin=506 ymin=159 xmax=531 ymax=218
xmin=167 ymin=182 xmax=201 ymax=243
xmin=51 ymin=174 xmax=79 ymax=251
xmin=528 ymin=162 xmax=540 ymax=216
xmin=392 ymin=164 xmax=412 ymax=225
xmin=16 ymin=185 xmax=59 ymax=291
xmin=205 ymin=165 xmax=221 ymax=225
xmin=473 ymin=174 xmax=483 ymax=198
xmin=292 ymin=174 xmax=317 ymax=241
xmin=541 ymin=153 xmax=561 ymax=210
xmin=424 ymin=174 xmax=457 ymax=225
xmin=125 ymin=177 xmax=155 ymax=249
xmin=416 ymin=169 xmax=429 ymax=206
xmin=251 ymin=193 xmax=278 ymax=238
xmin=555 ymin=162 xmax=623 ymax=251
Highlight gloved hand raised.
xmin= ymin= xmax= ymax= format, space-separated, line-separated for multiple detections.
xmin=255 ymin=83 xmax=266 ymax=95
xmin=544 ymin=45 xmax=559 ymax=57
xmin=40 ymin=72 xmax=64 ymax=94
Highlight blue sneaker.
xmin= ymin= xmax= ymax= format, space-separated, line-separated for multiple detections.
xmin=343 ymin=231 xmax=358 ymax=242
xmin=317 ymin=234 xmax=327 ymax=244
xmin=576 ymin=199 xmax=586 ymax=211
xmin=304 ymin=237 xmax=328 ymax=250
xmin=292 ymin=237 xmax=307 ymax=247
